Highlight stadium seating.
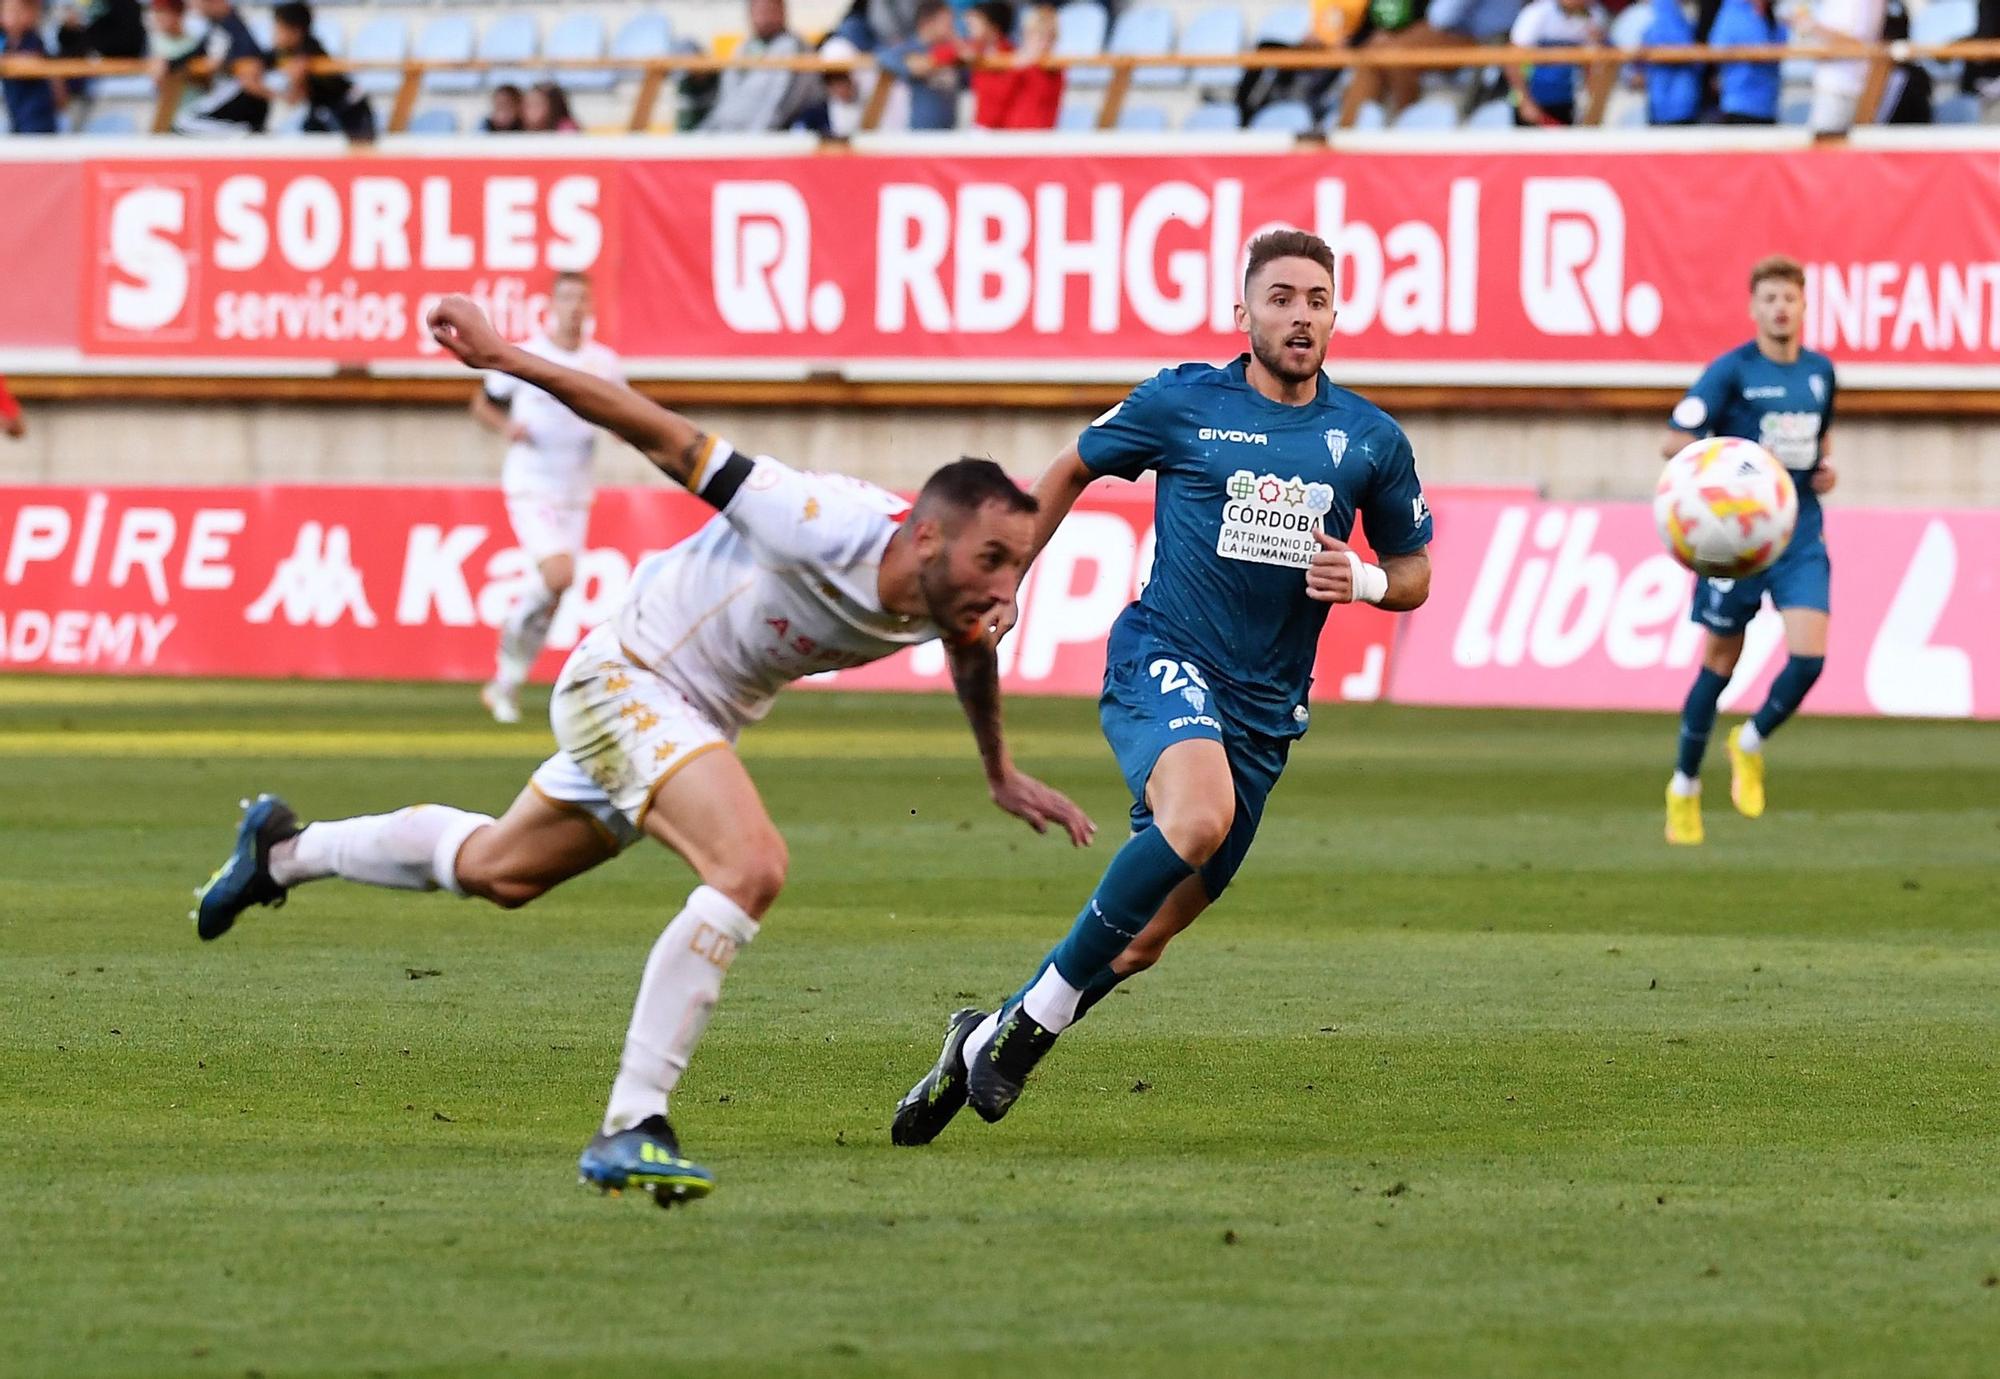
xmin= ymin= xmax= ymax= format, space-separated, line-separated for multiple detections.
xmin=1394 ymin=94 xmax=1462 ymax=130
xmin=407 ymin=107 xmax=461 ymax=133
xmin=1113 ymin=7 xmax=1181 ymax=89
xmin=1182 ymin=100 xmax=1243 ymax=129
xmin=1058 ymin=99 xmax=1100 ymax=129
xmin=1933 ymin=92 xmax=1983 ymax=123
xmin=1255 ymin=4 xmax=1314 ymax=48
xmin=1465 ymin=97 xmax=1514 ymax=129
xmin=82 ymin=108 xmax=140 ymax=135
xmin=1348 ymin=99 xmax=1386 ymax=130
xmin=1059 ymin=2 xmax=1114 ymax=88
xmin=348 ymin=13 xmax=411 ymax=97
xmin=415 ymin=14 xmax=478 ymax=95
xmin=1247 ymin=98 xmax=1313 ymax=132
xmin=475 ymin=12 xmax=538 ymax=90
xmin=1179 ymin=6 xmax=1246 ymax=94
xmin=547 ymin=14 xmax=613 ymax=94
xmin=1116 ymin=101 xmax=1172 ymax=129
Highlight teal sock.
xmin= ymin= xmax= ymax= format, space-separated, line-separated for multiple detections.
xmin=1046 ymin=827 xmax=1193 ymax=989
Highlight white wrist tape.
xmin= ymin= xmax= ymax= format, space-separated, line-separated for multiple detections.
xmin=1344 ymin=551 xmax=1390 ymax=605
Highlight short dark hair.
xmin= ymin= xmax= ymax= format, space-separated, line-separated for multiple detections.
xmin=914 ymin=0 xmax=953 ymax=26
xmin=973 ymin=1 xmax=1017 ymax=33
xmin=1243 ymin=229 xmax=1337 ymax=297
xmin=913 ymin=458 xmax=1037 ymax=526
xmin=1749 ymin=254 xmax=1805 ymax=293
xmin=272 ymin=2 xmax=312 ymax=30
xmin=552 ymin=270 xmax=591 ymax=291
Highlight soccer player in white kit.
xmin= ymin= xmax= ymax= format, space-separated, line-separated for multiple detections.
xmin=191 ymin=296 xmax=1096 ymax=1207
xmin=469 ymin=271 xmax=622 ymax=725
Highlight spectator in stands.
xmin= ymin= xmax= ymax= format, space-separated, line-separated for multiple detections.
xmin=164 ymin=0 xmax=269 ymax=135
xmin=1707 ymin=0 xmax=1783 ymax=121
xmin=841 ymin=0 xmax=925 ymax=50
xmin=56 ymin=0 xmax=144 ymax=58
xmin=523 ymin=80 xmax=580 ymax=132
xmin=1507 ymin=0 xmax=1605 ymax=124
xmin=1971 ymin=0 xmax=2000 ymax=102
xmin=271 ymin=2 xmax=371 ymax=139
xmin=1793 ymin=0 xmax=1885 ymax=131
xmin=790 ymin=33 xmax=867 ymax=135
xmin=699 ymin=0 xmax=816 ymax=132
xmin=878 ymin=0 xmax=963 ymax=130
xmin=146 ymin=0 xmax=200 ymax=115
xmin=1 ymin=0 xmax=66 ymax=133
xmin=1348 ymin=0 xmax=1430 ymax=119
xmin=0 ymin=376 xmax=25 ymax=439
xmin=1349 ymin=0 xmax=1523 ymax=118
xmin=958 ymin=1 xmax=1061 ymax=129
xmin=483 ymin=83 xmax=524 ymax=133
xmin=1642 ymin=0 xmax=1704 ymax=123
xmin=1875 ymin=0 xmax=1932 ymax=122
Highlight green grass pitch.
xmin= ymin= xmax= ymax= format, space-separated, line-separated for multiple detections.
xmin=3 ymin=677 xmax=1997 ymax=1378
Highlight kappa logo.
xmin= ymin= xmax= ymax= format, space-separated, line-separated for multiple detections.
xmin=1324 ymin=429 xmax=1348 ymax=468
xmin=1199 ymin=427 xmax=1268 ymax=445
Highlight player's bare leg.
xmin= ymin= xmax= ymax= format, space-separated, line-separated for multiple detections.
xmin=191 ymin=783 xmax=611 ymax=940
xmin=484 ymin=552 xmax=574 ymax=725
xmin=1667 ymin=631 xmax=1742 ymax=845
xmin=1729 ymin=608 xmax=1829 ymax=819
xmin=578 ymin=747 xmax=785 ymax=1206
xmin=957 ymin=739 xmax=1232 ymax=1124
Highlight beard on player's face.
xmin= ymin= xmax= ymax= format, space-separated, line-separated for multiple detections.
xmin=1250 ymin=322 xmax=1328 ymax=384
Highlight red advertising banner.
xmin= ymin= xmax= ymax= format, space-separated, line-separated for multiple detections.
xmin=0 ymin=482 xmax=1400 ymax=703
xmin=80 ymin=158 xmax=620 ymax=362
xmin=1389 ymin=495 xmax=2000 ymax=718
xmin=2 ymin=142 xmax=1994 ymax=380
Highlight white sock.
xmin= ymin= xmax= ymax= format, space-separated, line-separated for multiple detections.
xmin=602 ymin=886 xmax=760 ymax=1134
xmin=1020 ymin=964 xmax=1084 ymax=1034
xmin=269 ymin=806 xmax=493 ymax=892
xmin=495 ymin=582 xmax=560 ymax=688
xmin=1736 ymin=722 xmax=1765 ymax=753
xmin=1669 ymin=772 xmax=1700 ymax=798
xmin=959 ymin=1009 xmax=1003 ymax=1071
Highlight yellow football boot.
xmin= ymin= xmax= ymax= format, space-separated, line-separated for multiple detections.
xmin=1728 ymin=726 xmax=1766 ymax=819
xmin=1665 ymin=784 xmax=1704 ymax=846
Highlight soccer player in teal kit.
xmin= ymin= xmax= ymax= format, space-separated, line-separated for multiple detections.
xmin=891 ymin=230 xmax=1434 ymax=1142
xmin=1663 ymin=255 xmax=1839 ymax=845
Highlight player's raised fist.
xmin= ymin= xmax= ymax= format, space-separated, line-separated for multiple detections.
xmin=427 ymin=295 xmax=510 ymax=370
xmin=1306 ymin=527 xmax=1355 ymax=604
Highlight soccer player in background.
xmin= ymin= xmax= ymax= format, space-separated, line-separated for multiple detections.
xmin=1662 ymin=254 xmax=1838 ymax=845
xmin=892 ymin=230 xmax=1433 ymax=1143
xmin=192 ymin=296 xmax=1094 ymax=1206
xmin=469 ymin=271 xmax=621 ymax=725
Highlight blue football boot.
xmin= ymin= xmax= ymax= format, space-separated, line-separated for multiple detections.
xmin=191 ymin=794 xmax=301 ymax=942
xmin=578 ymin=1115 xmax=715 ymax=1209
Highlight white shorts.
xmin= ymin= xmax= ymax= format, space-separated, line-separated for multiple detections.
xmin=506 ymin=494 xmax=592 ymax=564
xmin=528 ymin=625 xmax=733 ymax=852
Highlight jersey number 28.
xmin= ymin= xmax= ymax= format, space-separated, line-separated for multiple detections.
xmin=1149 ymin=659 xmax=1210 ymax=695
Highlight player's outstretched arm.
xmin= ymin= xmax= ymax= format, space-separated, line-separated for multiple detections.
xmin=946 ymin=638 xmax=1095 ymax=847
xmin=1026 ymin=444 xmax=1097 ymax=563
xmin=427 ymin=295 xmax=707 ymax=485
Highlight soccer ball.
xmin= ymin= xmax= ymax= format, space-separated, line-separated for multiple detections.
xmin=1653 ymin=437 xmax=1798 ymax=579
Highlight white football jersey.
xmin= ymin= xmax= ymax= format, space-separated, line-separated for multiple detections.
xmin=485 ymin=333 xmax=624 ymax=502
xmin=615 ymin=438 xmax=947 ymax=733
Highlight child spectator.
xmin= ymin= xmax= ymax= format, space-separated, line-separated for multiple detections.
xmin=483 ymin=82 xmax=524 ymax=132
xmin=879 ymin=0 xmax=963 ymax=130
xmin=523 ymin=80 xmax=579 ymax=132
